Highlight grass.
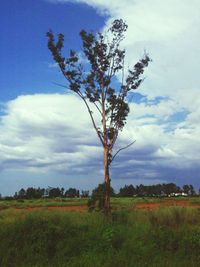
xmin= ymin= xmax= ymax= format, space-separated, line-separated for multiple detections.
xmin=111 ymin=197 xmax=163 ymax=210
xmin=0 ymin=197 xmax=88 ymax=210
xmin=1 ymin=196 xmax=200 ymax=210
xmin=0 ymin=198 xmax=200 ymax=266
xmin=188 ymin=197 xmax=200 ymax=205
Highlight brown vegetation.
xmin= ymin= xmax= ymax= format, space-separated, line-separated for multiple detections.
xmin=134 ymin=200 xmax=200 ymax=210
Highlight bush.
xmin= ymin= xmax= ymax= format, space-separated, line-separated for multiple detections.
xmin=88 ymin=183 xmax=115 ymax=211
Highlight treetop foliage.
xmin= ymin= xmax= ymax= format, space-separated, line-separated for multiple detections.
xmin=47 ymin=19 xmax=151 ymax=155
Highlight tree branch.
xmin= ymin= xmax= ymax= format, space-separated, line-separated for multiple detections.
xmin=93 ymin=101 xmax=103 ymax=116
xmin=77 ymin=91 xmax=104 ymax=146
xmin=52 ymin=81 xmax=104 ymax=146
xmin=52 ymin=82 xmax=68 ymax=90
xmin=110 ymin=140 xmax=136 ymax=164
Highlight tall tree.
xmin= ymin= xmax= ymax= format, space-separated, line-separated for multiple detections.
xmin=65 ymin=188 xmax=80 ymax=198
xmin=47 ymin=19 xmax=151 ymax=215
xmin=189 ymin=184 xmax=196 ymax=196
xmin=18 ymin=188 xmax=26 ymax=199
xmin=119 ymin=184 xmax=136 ymax=197
xmin=183 ymin=184 xmax=190 ymax=194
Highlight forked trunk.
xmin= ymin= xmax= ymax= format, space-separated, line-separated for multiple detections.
xmin=104 ymin=146 xmax=111 ymax=216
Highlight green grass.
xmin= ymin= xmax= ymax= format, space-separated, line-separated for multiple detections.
xmin=111 ymin=197 xmax=163 ymax=210
xmin=0 ymin=200 xmax=200 ymax=266
xmin=0 ymin=197 xmax=88 ymax=210
xmin=0 ymin=196 xmax=159 ymax=211
xmin=187 ymin=197 xmax=200 ymax=205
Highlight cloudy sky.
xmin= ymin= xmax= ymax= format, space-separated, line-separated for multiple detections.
xmin=0 ymin=0 xmax=200 ymax=195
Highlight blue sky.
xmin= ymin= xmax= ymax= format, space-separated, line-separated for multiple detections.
xmin=0 ymin=0 xmax=105 ymax=101
xmin=0 ymin=0 xmax=200 ymax=195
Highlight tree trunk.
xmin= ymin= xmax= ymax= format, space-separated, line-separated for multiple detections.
xmin=104 ymin=146 xmax=111 ymax=216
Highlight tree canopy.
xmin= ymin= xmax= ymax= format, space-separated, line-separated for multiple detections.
xmin=47 ymin=19 xmax=151 ymax=158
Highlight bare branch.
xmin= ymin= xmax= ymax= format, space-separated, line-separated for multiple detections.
xmin=52 ymin=82 xmax=68 ymax=89
xmin=77 ymin=91 xmax=104 ymax=146
xmin=53 ymin=77 xmax=104 ymax=145
xmin=93 ymin=101 xmax=103 ymax=116
xmin=121 ymin=57 xmax=125 ymax=86
xmin=110 ymin=140 xmax=136 ymax=164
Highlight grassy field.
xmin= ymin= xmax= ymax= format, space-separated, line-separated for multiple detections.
xmin=1 ymin=196 xmax=200 ymax=210
xmin=0 ymin=197 xmax=88 ymax=210
xmin=0 ymin=197 xmax=200 ymax=266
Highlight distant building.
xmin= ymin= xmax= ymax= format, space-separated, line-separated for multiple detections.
xmin=168 ymin=192 xmax=188 ymax=197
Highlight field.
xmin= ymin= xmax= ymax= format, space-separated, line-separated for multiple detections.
xmin=0 ymin=197 xmax=200 ymax=267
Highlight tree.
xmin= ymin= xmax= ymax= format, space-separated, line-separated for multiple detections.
xmin=26 ymin=187 xmax=45 ymax=199
xmin=61 ymin=187 xmax=65 ymax=197
xmin=162 ymin=183 xmax=181 ymax=195
xmin=26 ymin=187 xmax=36 ymax=199
xmin=81 ymin=190 xmax=90 ymax=198
xmin=183 ymin=184 xmax=190 ymax=195
xmin=189 ymin=184 xmax=196 ymax=196
xmin=65 ymin=188 xmax=79 ymax=198
xmin=47 ymin=19 xmax=151 ymax=215
xmin=49 ymin=187 xmax=62 ymax=198
xmin=119 ymin=184 xmax=136 ymax=197
xmin=18 ymin=188 xmax=26 ymax=199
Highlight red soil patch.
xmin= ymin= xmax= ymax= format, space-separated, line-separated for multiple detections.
xmin=47 ymin=205 xmax=88 ymax=211
xmin=135 ymin=200 xmax=200 ymax=210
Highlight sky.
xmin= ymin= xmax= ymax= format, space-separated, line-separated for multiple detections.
xmin=0 ymin=0 xmax=200 ymax=195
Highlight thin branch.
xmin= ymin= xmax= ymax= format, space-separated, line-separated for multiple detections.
xmin=51 ymin=80 xmax=103 ymax=145
xmin=121 ymin=57 xmax=125 ymax=87
xmin=52 ymin=82 xmax=68 ymax=89
xmin=105 ymin=51 xmax=115 ymax=101
xmin=53 ymin=79 xmax=104 ymax=145
xmin=93 ymin=101 xmax=103 ymax=116
xmin=77 ymin=91 xmax=104 ymax=146
xmin=110 ymin=140 xmax=136 ymax=164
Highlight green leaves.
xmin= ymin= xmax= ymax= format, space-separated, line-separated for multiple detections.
xmin=125 ymin=54 xmax=151 ymax=92
xmin=47 ymin=19 xmax=150 ymax=151
xmin=46 ymin=31 xmax=66 ymax=72
xmin=110 ymin=19 xmax=128 ymax=35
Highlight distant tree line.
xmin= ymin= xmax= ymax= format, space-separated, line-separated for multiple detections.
xmin=118 ymin=183 xmax=196 ymax=197
xmin=0 ymin=183 xmax=199 ymax=200
xmin=9 ymin=187 xmax=88 ymax=200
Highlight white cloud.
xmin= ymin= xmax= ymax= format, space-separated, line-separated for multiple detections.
xmin=1 ymin=92 xmax=200 ymax=191
xmin=1 ymin=0 xmax=200 ymax=192
xmin=0 ymin=94 xmax=102 ymax=175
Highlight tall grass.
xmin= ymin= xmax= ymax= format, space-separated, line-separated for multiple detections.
xmin=0 ymin=198 xmax=88 ymax=210
xmin=0 ymin=207 xmax=200 ymax=266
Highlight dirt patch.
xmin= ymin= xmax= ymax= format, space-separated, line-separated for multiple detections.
xmin=47 ymin=205 xmax=88 ymax=211
xmin=134 ymin=200 xmax=200 ymax=210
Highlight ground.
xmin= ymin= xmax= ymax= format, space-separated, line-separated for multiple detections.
xmin=1 ymin=197 xmax=200 ymax=212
